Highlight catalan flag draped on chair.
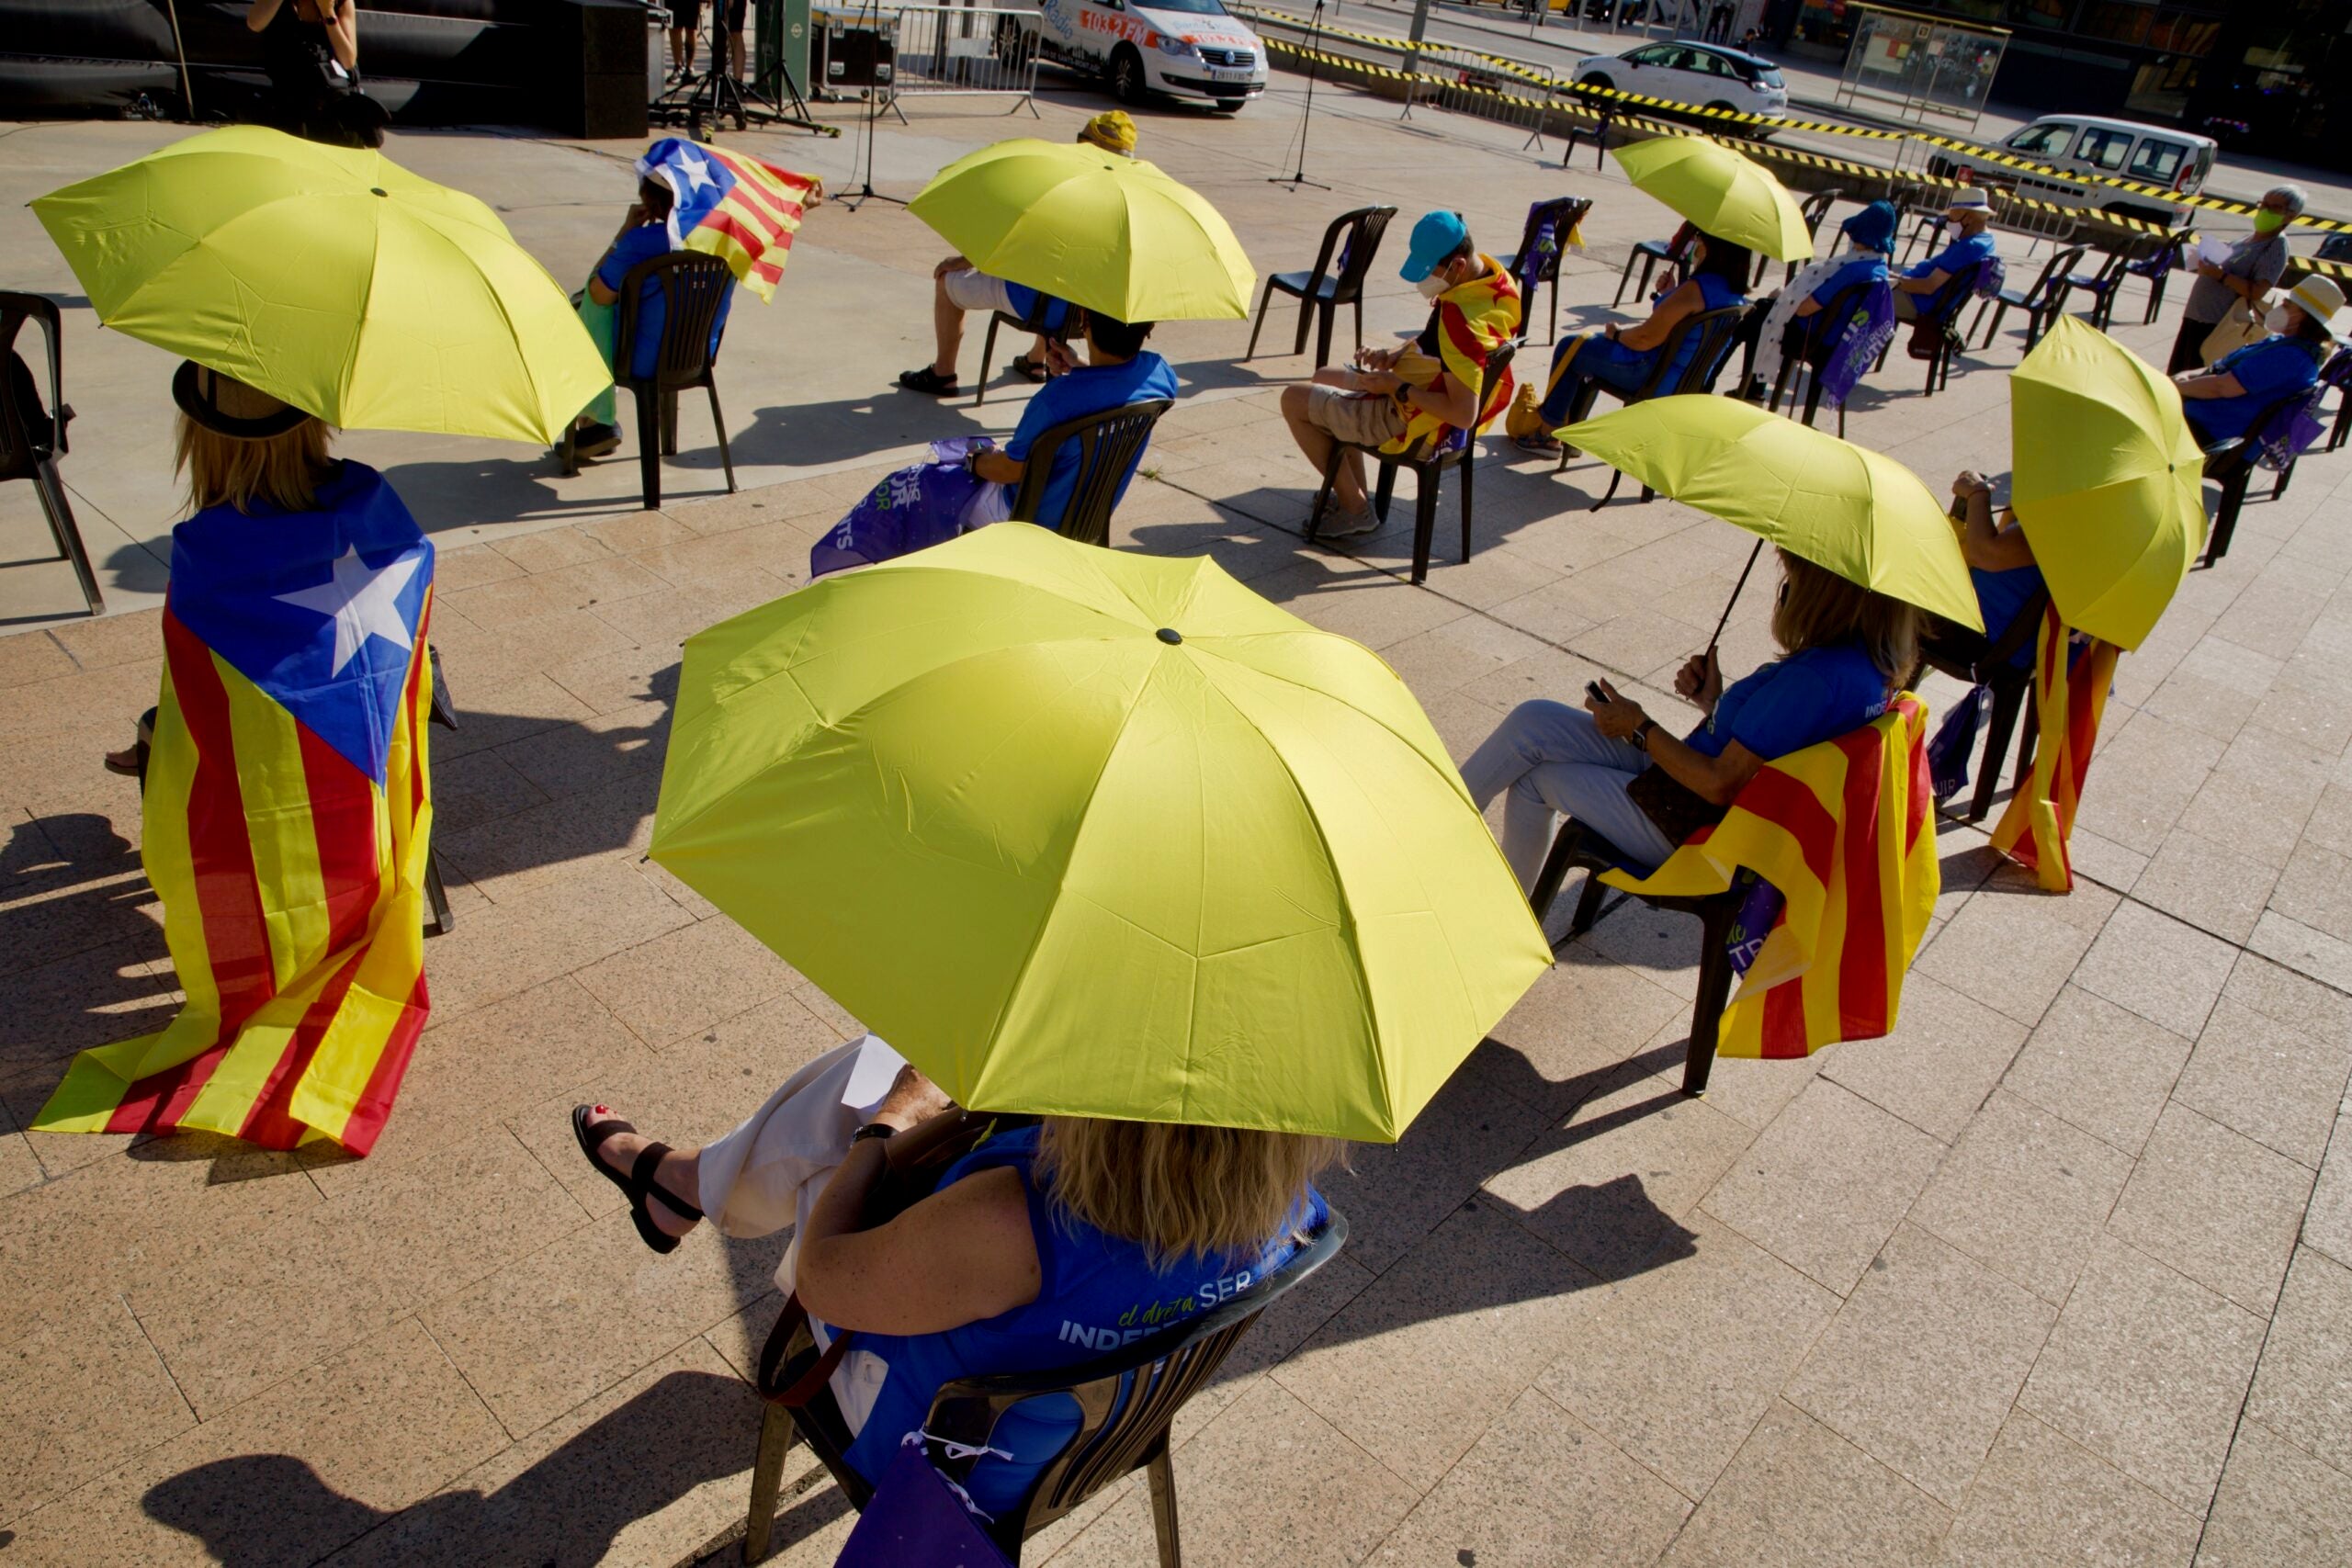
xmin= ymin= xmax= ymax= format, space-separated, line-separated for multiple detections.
xmin=1601 ymin=695 xmax=1940 ymax=1059
xmin=35 ymin=464 xmax=435 ymax=1155
xmin=639 ymin=138 xmax=819 ymax=302
xmin=1989 ymin=606 xmax=2120 ymax=893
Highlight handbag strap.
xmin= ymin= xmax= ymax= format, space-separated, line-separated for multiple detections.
xmin=756 ymin=1292 xmax=855 ymax=1407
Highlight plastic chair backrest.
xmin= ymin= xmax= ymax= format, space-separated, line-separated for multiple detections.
xmin=0 ymin=292 xmax=67 ymax=482
xmin=1317 ymin=207 xmax=1397 ymax=307
xmin=1980 ymin=582 xmax=2052 ymax=676
xmin=1640 ymin=302 xmax=1750 ymax=399
xmin=1510 ymin=197 xmax=1592 ymax=288
xmin=1430 ymin=337 xmax=1520 ymax=457
xmin=1799 ymin=188 xmax=1841 ymax=240
xmin=923 ymin=1209 xmax=1349 ymax=1546
xmin=1921 ymin=258 xmax=1990 ymax=327
xmin=1008 ymin=396 xmax=1174 ymax=544
xmin=614 ymin=251 xmax=735 ymax=392
xmin=2027 ymin=245 xmax=2087 ymax=303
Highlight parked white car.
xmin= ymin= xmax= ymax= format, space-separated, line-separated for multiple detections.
xmin=1925 ymin=115 xmax=2217 ymax=228
xmin=1571 ymin=40 xmax=1789 ymax=130
xmin=1009 ymin=0 xmax=1269 ymax=112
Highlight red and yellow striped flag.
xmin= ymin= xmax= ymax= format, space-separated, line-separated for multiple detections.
xmin=640 ymin=138 xmax=819 ymax=303
xmin=35 ymin=464 xmax=434 ymax=1154
xmin=1603 ymin=694 xmax=1941 ymax=1059
xmin=1989 ymin=604 xmax=2120 ymax=893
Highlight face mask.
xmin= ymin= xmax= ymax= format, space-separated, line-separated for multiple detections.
xmin=1416 ymin=272 xmax=1450 ymax=299
xmin=2254 ymin=209 xmax=2288 ymax=234
xmin=2266 ymin=303 xmax=2294 ymax=333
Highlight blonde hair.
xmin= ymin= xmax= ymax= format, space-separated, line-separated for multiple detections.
xmin=1034 ymin=1117 xmax=1340 ymax=1269
xmin=1770 ymin=548 xmax=1919 ymax=688
xmin=175 ymin=412 xmax=333 ymax=515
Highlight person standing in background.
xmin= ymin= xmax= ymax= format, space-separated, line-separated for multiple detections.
xmin=245 ymin=0 xmax=385 ymax=146
xmin=2167 ymin=185 xmax=2303 ymax=375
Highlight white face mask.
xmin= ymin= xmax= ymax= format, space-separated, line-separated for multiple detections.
xmin=2267 ymin=304 xmax=2294 ymax=333
xmin=1415 ymin=271 xmax=1451 ymax=300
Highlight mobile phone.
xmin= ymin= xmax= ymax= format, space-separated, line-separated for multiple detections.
xmin=1585 ymin=681 xmax=1610 ymax=705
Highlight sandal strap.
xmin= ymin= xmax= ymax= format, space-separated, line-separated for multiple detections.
xmin=630 ymin=1141 xmax=705 ymax=1223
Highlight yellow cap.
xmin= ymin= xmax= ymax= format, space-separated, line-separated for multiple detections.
xmin=1079 ymin=110 xmax=1137 ymax=155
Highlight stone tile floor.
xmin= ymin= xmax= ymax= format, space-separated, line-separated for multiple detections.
xmin=4 ymin=73 xmax=2352 ymax=1568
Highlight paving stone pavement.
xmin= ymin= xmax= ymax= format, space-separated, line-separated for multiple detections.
xmin=5 ymin=71 xmax=2352 ymax=1568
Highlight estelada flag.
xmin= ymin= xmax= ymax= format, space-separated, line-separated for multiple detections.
xmin=639 ymin=138 xmax=820 ymax=302
xmin=1602 ymin=694 xmax=1941 ymax=1059
xmin=1990 ymin=605 xmax=2120 ymax=893
xmin=35 ymin=462 xmax=435 ymax=1155
xmin=1385 ymin=257 xmax=1521 ymax=457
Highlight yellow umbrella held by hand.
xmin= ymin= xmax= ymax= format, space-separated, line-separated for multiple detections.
xmin=650 ymin=525 xmax=1549 ymax=1142
xmin=910 ymin=139 xmax=1255 ymax=321
xmin=2007 ymin=316 xmax=2205 ymax=650
xmin=1611 ymin=136 xmax=1814 ymax=263
xmin=32 ymin=125 xmax=609 ymax=446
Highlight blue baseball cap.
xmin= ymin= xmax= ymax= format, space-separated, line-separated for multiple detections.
xmin=1400 ymin=209 xmax=1470 ymax=283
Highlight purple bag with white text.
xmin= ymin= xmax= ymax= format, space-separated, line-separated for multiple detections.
xmin=811 ymin=437 xmax=999 ymax=579
xmin=831 ymin=1434 xmax=1015 ymax=1568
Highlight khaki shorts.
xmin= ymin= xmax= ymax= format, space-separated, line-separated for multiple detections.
xmin=1305 ymin=384 xmax=1408 ymax=449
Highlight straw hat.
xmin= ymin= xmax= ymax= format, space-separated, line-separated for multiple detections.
xmin=1944 ymin=187 xmax=1992 ymax=214
xmin=2285 ymin=275 xmax=2345 ymax=338
xmin=172 ymin=361 xmax=312 ymax=439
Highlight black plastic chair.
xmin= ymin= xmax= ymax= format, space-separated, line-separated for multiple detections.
xmin=2199 ymin=386 xmax=2321 ymax=566
xmin=1917 ymin=583 xmax=2050 ymax=823
xmin=745 ymin=1206 xmax=1350 ymax=1564
xmin=1880 ymin=260 xmax=1986 ymax=397
xmin=1498 ymin=196 xmax=1595 ymax=346
xmin=2123 ymin=233 xmax=2184 ymax=326
xmin=1559 ymin=303 xmax=1751 ymax=505
xmin=1 ymin=292 xmax=102 ymax=616
xmin=1245 ymin=206 xmax=1397 ymax=370
xmin=1306 ymin=341 xmax=1517 ymax=587
xmin=1785 ymin=188 xmax=1842 ymax=284
xmin=1613 ymin=221 xmax=1693 ymax=310
xmin=1007 ymin=396 xmax=1174 ymax=547
xmin=2324 ymin=345 xmax=2352 ymax=455
xmin=1766 ymin=280 xmax=1877 ymax=438
xmin=562 ymin=252 xmax=738 ymax=512
xmin=2062 ymin=245 xmax=2133 ymax=331
xmin=423 ymin=647 xmax=458 ymax=936
xmin=1531 ymin=821 xmax=1743 ymax=1098
xmin=978 ymin=289 xmax=1080 ymax=408
xmin=1971 ymin=244 xmax=2085 ymax=351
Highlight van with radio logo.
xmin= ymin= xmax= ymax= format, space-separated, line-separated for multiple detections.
xmin=1000 ymin=0 xmax=1269 ymax=112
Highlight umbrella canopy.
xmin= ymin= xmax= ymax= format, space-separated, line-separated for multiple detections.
xmin=2008 ymin=315 xmax=2205 ymax=649
xmin=909 ymin=139 xmax=1255 ymax=322
xmin=650 ymin=525 xmax=1550 ymax=1142
xmin=1559 ymin=396 xmax=1983 ymax=629
xmin=32 ymin=125 xmax=608 ymax=446
xmin=1611 ymin=136 xmax=1815 ymax=263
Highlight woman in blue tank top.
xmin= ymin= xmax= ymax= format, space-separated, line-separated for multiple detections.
xmin=1518 ymin=231 xmax=1753 ymax=452
xmin=571 ymin=1043 xmax=1338 ymax=1523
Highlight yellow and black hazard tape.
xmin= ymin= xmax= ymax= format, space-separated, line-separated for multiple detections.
xmin=1910 ymin=135 xmax=2352 ymax=234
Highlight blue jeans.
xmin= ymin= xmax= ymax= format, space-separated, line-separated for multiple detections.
xmin=1536 ymin=334 xmax=1656 ymax=426
xmin=1460 ymin=700 xmax=1680 ymax=890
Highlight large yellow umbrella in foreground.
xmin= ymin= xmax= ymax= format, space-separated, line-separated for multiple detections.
xmin=32 ymin=125 xmax=607 ymax=445
xmin=1560 ymin=396 xmax=1982 ymax=629
xmin=2008 ymin=316 xmax=2205 ymax=649
xmin=1612 ymin=135 xmax=1814 ymax=262
xmin=910 ymin=138 xmax=1255 ymax=321
xmin=650 ymin=525 xmax=1549 ymax=1142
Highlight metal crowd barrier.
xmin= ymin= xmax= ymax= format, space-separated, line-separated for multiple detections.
xmin=813 ymin=4 xmax=1041 ymax=111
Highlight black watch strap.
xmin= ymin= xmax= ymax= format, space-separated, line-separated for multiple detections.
xmin=849 ymin=1122 xmax=896 ymax=1145
xmin=1632 ymin=718 xmax=1657 ymax=751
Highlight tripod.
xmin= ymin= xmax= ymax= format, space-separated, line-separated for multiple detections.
xmin=650 ymin=13 xmax=824 ymax=139
xmin=837 ymin=0 xmax=910 ymax=209
xmin=1269 ymin=0 xmax=1333 ymax=190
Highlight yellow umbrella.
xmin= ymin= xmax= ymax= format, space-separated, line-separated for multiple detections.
xmin=32 ymin=125 xmax=608 ymax=445
xmin=1559 ymin=396 xmax=1983 ymax=629
xmin=2008 ymin=316 xmax=2205 ymax=649
xmin=909 ymin=138 xmax=1254 ymax=321
xmin=650 ymin=525 xmax=1549 ymax=1142
xmin=1611 ymin=135 xmax=1814 ymax=263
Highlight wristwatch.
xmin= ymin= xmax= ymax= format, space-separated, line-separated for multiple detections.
xmin=849 ymin=1122 xmax=896 ymax=1145
xmin=1630 ymin=717 xmax=1657 ymax=752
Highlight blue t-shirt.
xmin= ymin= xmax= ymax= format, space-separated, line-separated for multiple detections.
xmin=1005 ymin=351 xmax=1180 ymax=533
xmin=1001 ymin=282 xmax=1073 ymax=335
xmin=595 ymin=226 xmax=736 ymax=381
xmin=1905 ymin=227 xmax=1996 ymax=285
xmin=834 ymin=1125 xmax=1326 ymax=1517
xmin=2191 ymin=336 xmax=2325 ymax=444
xmin=1685 ymin=638 xmax=1890 ymax=761
xmin=1972 ymin=560 xmax=2046 ymax=669
xmin=1809 ymin=254 xmax=1890 ymax=309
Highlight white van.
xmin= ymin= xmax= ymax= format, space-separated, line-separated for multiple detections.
xmin=1926 ymin=115 xmax=2217 ymax=228
xmin=1011 ymin=0 xmax=1269 ymax=112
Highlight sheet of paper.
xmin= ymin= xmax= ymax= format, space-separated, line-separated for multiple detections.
xmin=2195 ymin=233 xmax=2232 ymax=267
xmin=838 ymin=1033 xmax=909 ymax=1113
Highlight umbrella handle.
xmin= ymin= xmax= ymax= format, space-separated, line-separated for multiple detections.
xmin=1706 ymin=537 xmax=1765 ymax=659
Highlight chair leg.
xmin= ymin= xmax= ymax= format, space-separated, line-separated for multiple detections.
xmin=707 ymin=384 xmax=738 ymax=494
xmin=2144 ymin=274 xmax=2165 ymax=326
xmin=1612 ymin=249 xmax=1639 ymax=309
xmin=1373 ymin=462 xmax=1396 ymax=525
xmin=1682 ymin=902 xmax=1738 ymax=1097
xmin=660 ymin=390 xmax=680 ymax=457
xmin=744 ymin=1402 xmax=797 ymax=1564
xmin=1409 ymin=470 xmax=1439 ymax=587
xmin=2011 ymin=691 xmax=2040 ymax=794
xmin=1306 ymin=444 xmax=1341 ymax=543
xmin=1802 ymin=376 xmax=1825 ymax=429
xmin=1353 ymin=295 xmax=1366 ymax=355
xmin=632 ymin=389 xmax=662 ymax=511
xmin=1548 ymin=276 xmax=1562 ymax=345
xmin=976 ymin=315 xmax=1001 ymax=407
xmin=1767 ymin=358 xmax=1794 ymax=414
xmin=1976 ymin=300 xmax=2007 ymax=350
xmin=1458 ymin=451 xmax=1476 ymax=565
xmin=1313 ymin=301 xmax=1338 ymax=372
xmin=1589 ymin=469 xmax=1624 ymax=513
xmin=1530 ymin=825 xmax=1579 ymax=924
xmin=1147 ymin=1447 xmax=1182 ymax=1568
xmin=559 ymin=423 xmax=581 ymax=478
xmin=2273 ymin=457 xmax=2294 ymax=502
xmin=2205 ymin=470 xmax=2248 ymax=565
xmin=1291 ymin=285 xmax=1315 ymax=356
xmin=1568 ymin=866 xmax=1609 ymax=938
xmin=1244 ymin=277 xmax=1275 ymax=360
xmin=424 ymin=847 xmax=454 ymax=936
xmin=34 ymin=459 xmax=102 ymax=615
xmin=1971 ymin=680 xmax=2026 ymax=823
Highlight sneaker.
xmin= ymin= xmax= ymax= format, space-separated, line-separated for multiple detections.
xmin=1318 ymin=502 xmax=1381 ymax=539
xmin=571 ymin=422 xmax=621 ymax=460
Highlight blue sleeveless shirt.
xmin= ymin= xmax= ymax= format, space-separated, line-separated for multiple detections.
xmin=1659 ymin=270 xmax=1748 ymax=386
xmin=831 ymin=1125 xmax=1328 ymax=1517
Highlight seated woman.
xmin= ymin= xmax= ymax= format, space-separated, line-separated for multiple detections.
xmin=1459 ymin=550 xmax=1919 ymax=886
xmin=2173 ymin=275 xmax=2340 ymax=449
xmin=1516 ymin=231 xmax=1752 ymax=453
xmin=1928 ymin=469 xmax=2042 ymax=672
xmin=1745 ymin=200 xmax=1896 ymax=400
xmin=563 ymin=176 xmax=743 ymax=460
xmin=572 ymin=1042 xmax=1335 ymax=1518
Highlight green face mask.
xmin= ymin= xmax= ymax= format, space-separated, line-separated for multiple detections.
xmin=2254 ymin=209 xmax=2288 ymax=234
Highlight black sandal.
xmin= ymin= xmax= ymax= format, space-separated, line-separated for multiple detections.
xmin=896 ymin=366 xmax=959 ymax=397
xmin=1008 ymin=354 xmax=1051 ymax=384
xmin=571 ymin=1104 xmax=704 ymax=1255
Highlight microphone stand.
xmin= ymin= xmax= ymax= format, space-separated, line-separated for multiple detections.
xmin=1269 ymin=0 xmax=1332 ymax=190
xmin=839 ymin=0 xmax=910 ymax=209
